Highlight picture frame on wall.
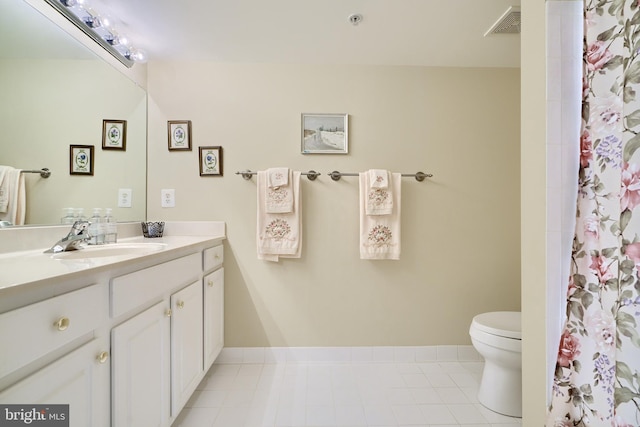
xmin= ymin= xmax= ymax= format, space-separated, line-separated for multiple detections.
xmin=199 ymin=146 xmax=223 ymax=176
xmin=301 ymin=113 xmax=348 ymax=154
xmin=168 ymin=120 xmax=192 ymax=151
xmin=102 ymin=119 xmax=127 ymax=150
xmin=70 ymin=145 xmax=94 ymax=175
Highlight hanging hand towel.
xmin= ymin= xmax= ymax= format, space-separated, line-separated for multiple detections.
xmin=369 ymin=169 xmax=388 ymax=189
xmin=365 ymin=169 xmax=393 ymax=215
xmin=257 ymin=170 xmax=302 ymax=261
xmin=0 ymin=168 xmax=25 ymax=226
xmin=265 ymin=168 xmax=294 ymax=213
xmin=360 ymin=172 xmax=401 ymax=260
xmin=0 ymin=166 xmax=10 ymax=213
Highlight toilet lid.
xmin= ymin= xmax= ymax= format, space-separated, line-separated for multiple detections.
xmin=472 ymin=311 xmax=521 ymax=339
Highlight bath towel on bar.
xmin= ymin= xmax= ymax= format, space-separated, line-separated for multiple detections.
xmin=0 ymin=166 xmax=25 ymax=226
xmin=265 ymin=167 xmax=293 ymax=213
xmin=257 ymin=170 xmax=302 ymax=261
xmin=365 ymin=169 xmax=393 ymax=215
xmin=360 ymin=172 xmax=401 ymax=260
xmin=0 ymin=166 xmax=9 ymax=213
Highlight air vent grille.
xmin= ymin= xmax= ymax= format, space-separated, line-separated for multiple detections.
xmin=485 ymin=6 xmax=521 ymax=36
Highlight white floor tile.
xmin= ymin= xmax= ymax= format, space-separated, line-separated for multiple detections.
xmin=392 ymin=404 xmax=426 ymax=425
xmin=335 ymin=405 xmax=367 ymax=426
xmin=174 ymin=357 xmax=509 ymax=427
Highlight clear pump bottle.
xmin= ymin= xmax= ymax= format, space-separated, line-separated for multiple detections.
xmin=88 ymin=208 xmax=104 ymax=245
xmin=60 ymin=208 xmax=75 ymax=224
xmin=103 ymin=208 xmax=117 ymax=244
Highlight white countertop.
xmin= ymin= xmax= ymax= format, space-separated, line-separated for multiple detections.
xmin=0 ymin=235 xmax=224 ymax=292
xmin=0 ymin=221 xmax=226 ymax=297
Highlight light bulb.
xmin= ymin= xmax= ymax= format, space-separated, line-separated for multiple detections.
xmin=130 ymin=48 xmax=148 ymax=63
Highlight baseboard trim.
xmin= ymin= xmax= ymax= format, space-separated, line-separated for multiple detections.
xmin=216 ymin=345 xmax=480 ymax=364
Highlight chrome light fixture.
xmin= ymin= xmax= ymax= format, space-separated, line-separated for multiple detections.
xmin=44 ymin=0 xmax=147 ymax=68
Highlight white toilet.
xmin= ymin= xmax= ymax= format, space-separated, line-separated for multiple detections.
xmin=469 ymin=311 xmax=522 ymax=418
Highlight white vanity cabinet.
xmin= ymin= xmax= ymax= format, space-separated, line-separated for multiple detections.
xmin=0 ymin=283 xmax=110 ymax=427
xmin=0 ymin=338 xmax=111 ymax=427
xmin=0 ymin=234 xmax=225 ymax=427
xmin=170 ymin=280 xmax=204 ymax=416
xmin=204 ymin=267 xmax=224 ymax=370
xmin=110 ymin=243 xmax=224 ymax=427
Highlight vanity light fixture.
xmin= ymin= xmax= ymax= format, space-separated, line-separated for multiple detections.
xmin=43 ymin=0 xmax=147 ymax=68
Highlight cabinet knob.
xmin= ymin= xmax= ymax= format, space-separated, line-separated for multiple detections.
xmin=214 ymin=254 xmax=220 ymax=259
xmin=96 ymin=351 xmax=109 ymax=364
xmin=177 ymin=301 xmax=185 ymax=309
xmin=208 ymin=280 xmax=214 ymax=287
xmin=54 ymin=317 xmax=70 ymax=331
xmin=165 ymin=308 xmax=172 ymax=317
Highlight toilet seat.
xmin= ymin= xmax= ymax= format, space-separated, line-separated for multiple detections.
xmin=471 ymin=311 xmax=521 ymax=339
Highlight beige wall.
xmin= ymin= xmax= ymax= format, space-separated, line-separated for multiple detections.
xmin=146 ymin=62 xmax=521 ymax=347
xmin=521 ymin=0 xmax=548 ymax=424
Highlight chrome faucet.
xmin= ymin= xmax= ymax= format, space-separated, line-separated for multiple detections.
xmin=45 ymin=220 xmax=92 ymax=253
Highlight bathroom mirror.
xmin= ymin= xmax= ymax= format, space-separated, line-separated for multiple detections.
xmin=0 ymin=0 xmax=146 ymax=226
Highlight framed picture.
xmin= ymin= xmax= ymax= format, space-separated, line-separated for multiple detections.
xmin=70 ymin=145 xmax=94 ymax=175
xmin=301 ymin=113 xmax=348 ymax=154
xmin=168 ymin=120 xmax=192 ymax=151
xmin=199 ymin=146 xmax=223 ymax=176
xmin=102 ymin=119 xmax=127 ymax=150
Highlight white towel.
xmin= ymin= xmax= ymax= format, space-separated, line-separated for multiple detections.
xmin=268 ymin=167 xmax=289 ymax=188
xmin=360 ymin=172 xmax=401 ymax=260
xmin=0 ymin=166 xmax=9 ymax=213
xmin=365 ymin=169 xmax=393 ymax=215
xmin=369 ymin=169 xmax=388 ymax=189
xmin=257 ymin=170 xmax=302 ymax=261
xmin=265 ymin=168 xmax=294 ymax=213
xmin=0 ymin=168 xmax=25 ymax=226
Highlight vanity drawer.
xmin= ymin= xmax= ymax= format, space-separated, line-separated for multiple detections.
xmin=0 ymin=283 xmax=108 ymax=379
xmin=111 ymin=252 xmax=201 ymax=318
xmin=203 ymin=245 xmax=223 ymax=272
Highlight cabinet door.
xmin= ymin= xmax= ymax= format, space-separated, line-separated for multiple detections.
xmin=170 ymin=280 xmax=204 ymax=417
xmin=0 ymin=338 xmax=110 ymax=427
xmin=204 ymin=268 xmax=224 ymax=370
xmin=111 ymin=301 xmax=171 ymax=427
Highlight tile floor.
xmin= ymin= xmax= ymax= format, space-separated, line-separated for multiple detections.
xmin=172 ymin=360 xmax=521 ymax=427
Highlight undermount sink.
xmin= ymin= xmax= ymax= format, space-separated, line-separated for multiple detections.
xmin=51 ymin=242 xmax=167 ymax=260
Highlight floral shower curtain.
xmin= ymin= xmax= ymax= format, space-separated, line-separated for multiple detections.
xmin=546 ymin=1 xmax=640 ymax=426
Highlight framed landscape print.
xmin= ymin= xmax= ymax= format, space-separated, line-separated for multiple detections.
xmin=301 ymin=113 xmax=348 ymax=154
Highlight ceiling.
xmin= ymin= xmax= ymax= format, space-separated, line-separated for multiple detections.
xmin=89 ymin=0 xmax=521 ymax=68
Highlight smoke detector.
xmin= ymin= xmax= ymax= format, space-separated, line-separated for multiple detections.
xmin=484 ymin=6 xmax=521 ymax=36
xmin=348 ymin=13 xmax=363 ymax=26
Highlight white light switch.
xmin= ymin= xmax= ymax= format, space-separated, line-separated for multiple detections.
xmin=118 ymin=188 xmax=132 ymax=208
xmin=161 ymin=189 xmax=175 ymax=208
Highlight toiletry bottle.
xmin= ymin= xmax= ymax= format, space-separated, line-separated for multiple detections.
xmin=61 ymin=208 xmax=75 ymax=224
xmin=74 ymin=207 xmax=87 ymax=222
xmin=103 ymin=208 xmax=117 ymax=244
xmin=89 ymin=208 xmax=104 ymax=245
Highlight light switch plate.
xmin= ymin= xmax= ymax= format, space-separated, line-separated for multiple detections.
xmin=161 ymin=189 xmax=175 ymax=208
xmin=118 ymin=188 xmax=132 ymax=208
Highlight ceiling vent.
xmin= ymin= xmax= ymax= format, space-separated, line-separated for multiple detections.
xmin=484 ymin=6 xmax=521 ymax=36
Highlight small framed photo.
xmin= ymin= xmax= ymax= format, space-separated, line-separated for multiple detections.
xmin=102 ymin=119 xmax=127 ymax=150
xmin=301 ymin=113 xmax=348 ymax=154
xmin=199 ymin=146 xmax=223 ymax=176
xmin=168 ymin=120 xmax=192 ymax=151
xmin=70 ymin=145 xmax=94 ymax=175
